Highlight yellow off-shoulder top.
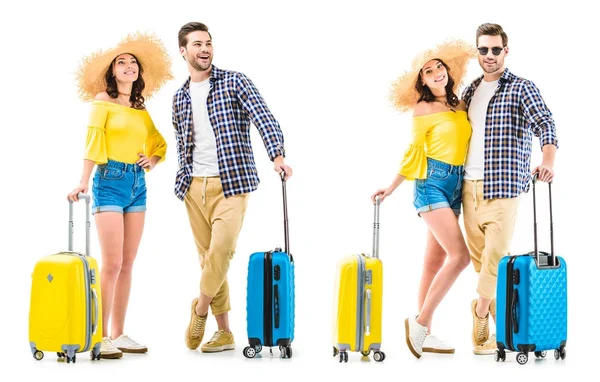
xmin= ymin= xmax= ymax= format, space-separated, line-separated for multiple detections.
xmin=84 ymin=100 xmax=167 ymax=168
xmin=398 ymin=110 xmax=472 ymax=180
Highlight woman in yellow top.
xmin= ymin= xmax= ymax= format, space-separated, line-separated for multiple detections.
xmin=371 ymin=40 xmax=476 ymax=359
xmin=67 ymin=32 xmax=173 ymax=359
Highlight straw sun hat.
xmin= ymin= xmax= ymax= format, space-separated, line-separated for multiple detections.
xmin=389 ymin=39 xmax=476 ymax=112
xmin=76 ymin=31 xmax=174 ymax=102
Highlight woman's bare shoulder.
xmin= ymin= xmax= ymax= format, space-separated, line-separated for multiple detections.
xmin=94 ymin=92 xmax=113 ymax=102
xmin=413 ymin=101 xmax=434 ymax=117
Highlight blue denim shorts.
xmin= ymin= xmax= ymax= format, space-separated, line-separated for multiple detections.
xmin=91 ymin=159 xmax=146 ymax=214
xmin=413 ymin=158 xmax=464 ymax=216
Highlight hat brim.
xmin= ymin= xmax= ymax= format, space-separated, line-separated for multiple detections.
xmin=389 ymin=39 xmax=477 ymax=112
xmin=76 ymin=31 xmax=173 ymax=102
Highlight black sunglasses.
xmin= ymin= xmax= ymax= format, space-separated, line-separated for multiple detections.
xmin=477 ymin=46 xmax=505 ymax=56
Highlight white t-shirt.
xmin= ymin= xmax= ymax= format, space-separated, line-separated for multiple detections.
xmin=189 ymin=78 xmax=220 ymax=177
xmin=464 ymin=79 xmax=499 ymax=180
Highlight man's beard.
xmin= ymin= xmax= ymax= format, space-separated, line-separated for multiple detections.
xmin=188 ymin=55 xmax=211 ymax=71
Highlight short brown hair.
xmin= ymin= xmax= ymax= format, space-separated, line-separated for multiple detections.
xmin=476 ymin=23 xmax=508 ymax=47
xmin=178 ymin=22 xmax=212 ymax=48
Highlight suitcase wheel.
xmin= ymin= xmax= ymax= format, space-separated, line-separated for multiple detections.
xmin=372 ymin=350 xmax=385 ymax=362
xmin=361 ymin=350 xmax=370 ymax=357
xmin=333 ymin=346 xmax=339 ymax=357
xmin=534 ymin=350 xmax=547 ymax=358
xmin=516 ymin=352 xmax=528 ymax=365
xmin=279 ymin=345 xmax=292 ymax=359
xmin=243 ymin=346 xmax=257 ymax=358
xmin=554 ymin=347 xmax=566 ymax=360
xmin=494 ymin=349 xmax=506 ymax=362
xmin=338 ymin=350 xmax=348 ymax=363
xmin=54 ymin=349 xmax=77 ymax=363
xmin=33 ymin=350 xmax=44 ymax=361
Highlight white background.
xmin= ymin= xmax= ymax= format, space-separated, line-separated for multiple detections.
xmin=1 ymin=0 xmax=596 ymax=380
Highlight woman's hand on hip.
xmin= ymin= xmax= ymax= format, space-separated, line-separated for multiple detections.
xmin=137 ymin=153 xmax=157 ymax=170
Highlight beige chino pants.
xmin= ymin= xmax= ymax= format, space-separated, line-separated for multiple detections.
xmin=184 ymin=176 xmax=249 ymax=315
xmin=462 ymin=179 xmax=520 ymax=299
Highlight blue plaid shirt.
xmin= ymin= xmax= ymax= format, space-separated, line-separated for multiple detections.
xmin=172 ymin=65 xmax=286 ymax=200
xmin=461 ymin=68 xmax=558 ymax=200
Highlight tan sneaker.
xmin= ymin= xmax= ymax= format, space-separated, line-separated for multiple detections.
xmin=471 ymin=299 xmax=489 ymax=347
xmin=473 ymin=334 xmax=497 ymax=355
xmin=201 ymin=330 xmax=235 ymax=353
xmin=185 ymin=298 xmax=207 ymax=350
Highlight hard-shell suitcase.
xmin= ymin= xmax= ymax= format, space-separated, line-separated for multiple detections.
xmin=28 ymin=193 xmax=103 ymax=363
xmin=243 ymin=172 xmax=295 ymax=359
xmin=495 ymin=174 xmax=567 ymax=365
xmin=332 ymin=196 xmax=385 ymax=363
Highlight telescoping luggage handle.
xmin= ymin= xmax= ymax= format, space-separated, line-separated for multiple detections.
xmin=67 ymin=193 xmax=99 ymax=335
xmin=68 ymin=193 xmax=91 ymax=257
xmin=280 ymin=171 xmax=291 ymax=259
xmin=531 ymin=173 xmax=555 ymax=267
xmin=372 ymin=195 xmax=381 ymax=259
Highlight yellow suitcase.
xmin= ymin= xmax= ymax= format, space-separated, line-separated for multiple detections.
xmin=28 ymin=194 xmax=103 ymax=363
xmin=332 ymin=196 xmax=385 ymax=362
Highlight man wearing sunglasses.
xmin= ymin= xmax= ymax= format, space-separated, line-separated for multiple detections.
xmin=460 ymin=23 xmax=558 ymax=355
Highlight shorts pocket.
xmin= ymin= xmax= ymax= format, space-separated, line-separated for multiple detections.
xmin=100 ymin=166 xmax=125 ymax=180
xmin=428 ymin=167 xmax=450 ymax=181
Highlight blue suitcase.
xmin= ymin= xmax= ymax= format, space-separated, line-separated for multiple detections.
xmin=243 ymin=172 xmax=295 ymax=359
xmin=495 ymin=174 xmax=567 ymax=365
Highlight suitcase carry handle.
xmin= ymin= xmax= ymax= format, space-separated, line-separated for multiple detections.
xmin=511 ymin=288 xmax=519 ymax=334
xmin=68 ymin=193 xmax=91 ymax=257
xmin=365 ymin=289 xmax=372 ymax=335
xmin=280 ymin=171 xmax=291 ymax=259
xmin=274 ymin=284 xmax=280 ymax=329
xmin=531 ymin=173 xmax=555 ymax=267
xmin=92 ymin=289 xmax=99 ymax=334
xmin=372 ymin=196 xmax=381 ymax=259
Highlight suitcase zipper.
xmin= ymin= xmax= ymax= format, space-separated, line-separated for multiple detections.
xmin=264 ymin=251 xmax=273 ymax=347
xmin=61 ymin=252 xmax=93 ymax=353
xmin=505 ymin=256 xmax=517 ymax=352
xmin=355 ymin=254 xmax=366 ymax=352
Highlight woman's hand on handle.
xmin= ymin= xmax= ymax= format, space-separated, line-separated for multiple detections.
xmin=67 ymin=184 xmax=88 ymax=202
xmin=371 ymin=187 xmax=393 ymax=203
xmin=68 ymin=159 xmax=96 ymax=202
xmin=371 ymin=174 xmax=406 ymax=203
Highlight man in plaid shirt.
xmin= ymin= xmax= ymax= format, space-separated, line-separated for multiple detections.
xmin=461 ymin=23 xmax=558 ymax=355
xmin=173 ymin=22 xmax=293 ymax=353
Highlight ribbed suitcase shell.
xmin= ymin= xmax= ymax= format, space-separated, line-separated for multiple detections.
xmin=494 ymin=174 xmax=567 ymax=365
xmin=496 ymin=254 xmax=567 ymax=362
xmin=243 ymin=172 xmax=295 ymax=359
xmin=245 ymin=250 xmax=295 ymax=355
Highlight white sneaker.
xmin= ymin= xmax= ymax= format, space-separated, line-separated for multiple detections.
xmin=423 ymin=334 xmax=455 ymax=354
xmin=112 ymin=334 xmax=148 ymax=354
xmin=100 ymin=337 xmax=122 ymax=359
xmin=404 ymin=316 xmax=428 ymax=359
